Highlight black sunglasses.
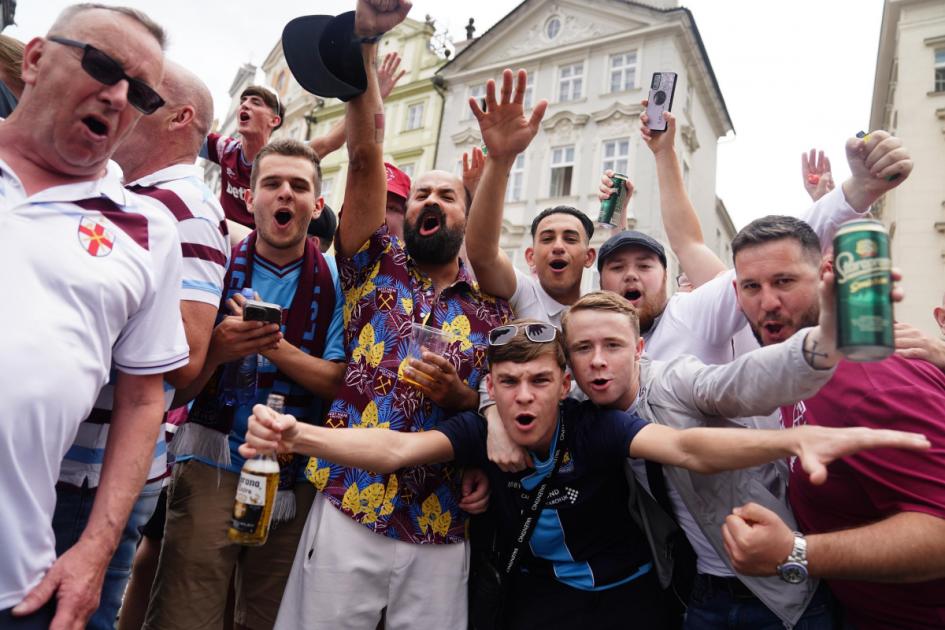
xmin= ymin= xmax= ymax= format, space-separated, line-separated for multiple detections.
xmin=488 ymin=323 xmax=557 ymax=347
xmin=48 ymin=36 xmax=165 ymax=115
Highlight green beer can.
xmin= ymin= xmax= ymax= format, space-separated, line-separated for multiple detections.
xmin=833 ymin=219 xmax=894 ymax=361
xmin=598 ymin=173 xmax=628 ymax=227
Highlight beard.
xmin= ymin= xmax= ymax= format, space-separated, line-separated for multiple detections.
xmin=749 ymin=304 xmax=820 ymax=346
xmin=404 ymin=204 xmax=465 ymax=265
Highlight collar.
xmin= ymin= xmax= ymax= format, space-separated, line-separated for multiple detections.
xmin=126 ymin=163 xmax=204 ymax=188
xmin=0 ymin=157 xmax=130 ymax=207
xmin=536 ymin=280 xmax=570 ymax=320
xmin=641 ymin=311 xmax=664 ymax=342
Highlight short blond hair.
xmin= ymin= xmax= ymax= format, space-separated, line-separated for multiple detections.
xmin=0 ymin=34 xmax=24 ymax=96
xmin=561 ymin=291 xmax=640 ymax=341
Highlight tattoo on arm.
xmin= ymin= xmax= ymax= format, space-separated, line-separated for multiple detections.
xmin=803 ymin=340 xmax=829 ymax=368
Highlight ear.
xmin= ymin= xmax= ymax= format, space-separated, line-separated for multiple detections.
xmin=243 ymin=188 xmax=255 ymax=215
xmin=311 ymin=195 xmax=325 ymax=221
xmin=584 ymin=247 xmax=597 ymax=269
xmin=20 ymin=37 xmax=46 ymax=86
xmin=560 ymin=370 xmax=571 ymax=400
xmin=485 ymin=372 xmax=495 ymax=399
xmin=270 ymin=114 xmax=282 ymax=130
xmin=934 ymin=306 xmax=945 ymax=332
xmin=819 ymin=255 xmax=833 ymax=279
xmin=169 ymin=105 xmax=195 ymax=132
xmin=524 ymin=246 xmax=535 ymax=268
xmin=635 ymin=335 xmax=644 ymax=360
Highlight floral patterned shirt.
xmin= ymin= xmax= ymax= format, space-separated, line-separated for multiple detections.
xmin=306 ymin=224 xmax=512 ymax=544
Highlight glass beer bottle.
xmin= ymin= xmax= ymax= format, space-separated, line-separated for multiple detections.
xmin=228 ymin=393 xmax=283 ymax=545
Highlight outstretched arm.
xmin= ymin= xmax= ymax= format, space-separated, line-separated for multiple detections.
xmin=723 ymin=502 xmax=945 ymax=583
xmin=464 ymin=69 xmax=548 ymax=299
xmin=239 ymin=404 xmax=453 ymax=473
xmin=631 ymin=423 xmax=929 ymax=482
xmin=640 ymin=102 xmax=725 ymax=287
xmin=336 ymin=1 xmax=411 ymax=257
xmin=309 ymin=52 xmax=405 ymax=161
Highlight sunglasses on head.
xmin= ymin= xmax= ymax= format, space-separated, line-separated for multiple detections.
xmin=48 ymin=36 xmax=165 ymax=115
xmin=488 ymin=323 xmax=558 ymax=347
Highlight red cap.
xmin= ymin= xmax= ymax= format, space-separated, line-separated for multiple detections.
xmin=385 ymin=162 xmax=411 ymax=200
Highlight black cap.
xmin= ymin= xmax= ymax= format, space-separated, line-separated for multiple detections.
xmin=282 ymin=12 xmax=367 ymax=102
xmin=308 ymin=204 xmax=338 ymax=240
xmin=597 ymin=230 xmax=667 ymax=271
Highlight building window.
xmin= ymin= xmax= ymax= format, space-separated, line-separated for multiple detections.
xmin=558 ymin=63 xmax=584 ymax=102
xmin=320 ymin=176 xmax=333 ymax=201
xmin=466 ymin=83 xmax=486 ymax=120
xmin=549 ymin=146 xmax=575 ymax=197
xmin=546 ymin=16 xmax=561 ymax=40
xmin=506 ymin=154 xmax=526 ymax=202
xmin=406 ymin=102 xmax=424 ymax=130
xmin=523 ymin=73 xmax=535 ymax=110
xmin=608 ymin=52 xmax=637 ymax=93
xmin=601 ymin=138 xmax=630 ymax=175
xmin=399 ymin=162 xmax=416 ymax=178
xmin=936 ymin=48 xmax=945 ymax=92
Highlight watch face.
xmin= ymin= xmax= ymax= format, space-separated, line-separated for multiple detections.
xmin=779 ymin=562 xmax=808 ymax=584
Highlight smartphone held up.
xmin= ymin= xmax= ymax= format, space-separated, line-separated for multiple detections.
xmin=645 ymin=71 xmax=677 ymax=132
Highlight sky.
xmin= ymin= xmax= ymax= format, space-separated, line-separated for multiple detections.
xmin=4 ymin=0 xmax=886 ymax=228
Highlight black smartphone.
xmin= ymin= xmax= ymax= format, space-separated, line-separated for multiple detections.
xmin=646 ymin=72 xmax=678 ymax=132
xmin=243 ymin=299 xmax=283 ymax=325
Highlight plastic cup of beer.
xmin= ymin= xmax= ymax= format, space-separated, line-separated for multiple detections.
xmin=403 ymin=323 xmax=452 ymax=388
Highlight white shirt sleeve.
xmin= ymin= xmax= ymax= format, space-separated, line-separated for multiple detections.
xmin=665 ymin=269 xmax=746 ymax=346
xmin=798 ymin=185 xmax=867 ymax=253
xmin=112 ymin=211 xmax=189 ymax=374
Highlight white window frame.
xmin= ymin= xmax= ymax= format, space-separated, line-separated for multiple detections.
xmin=549 ymin=145 xmax=575 ymax=197
xmin=506 ymin=154 xmax=526 ymax=202
xmin=523 ymin=73 xmax=536 ymax=111
xmin=608 ymin=51 xmax=638 ymax=93
xmin=320 ymin=175 xmax=334 ymax=202
xmin=601 ymin=138 xmax=630 ymax=176
xmin=405 ymin=102 xmax=425 ymax=130
xmin=545 ymin=16 xmax=562 ymax=40
xmin=557 ymin=62 xmax=584 ymax=102
xmin=399 ymin=162 xmax=416 ymax=179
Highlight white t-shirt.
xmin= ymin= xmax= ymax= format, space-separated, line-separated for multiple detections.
xmin=634 ymin=184 xmax=863 ymax=576
xmin=510 ymin=267 xmax=569 ymax=328
xmin=0 ymin=159 xmax=189 ymax=609
xmin=58 ymin=164 xmax=229 ymax=489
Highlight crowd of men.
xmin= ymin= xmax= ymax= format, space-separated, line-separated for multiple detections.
xmin=1 ymin=1 xmax=943 ymax=630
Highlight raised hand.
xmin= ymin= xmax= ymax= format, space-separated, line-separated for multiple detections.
xmin=462 ymin=146 xmax=486 ymax=199
xmin=639 ymin=99 xmax=676 ymax=155
xmin=355 ymin=0 xmax=412 ymax=39
xmin=801 ymin=149 xmax=834 ymax=201
xmin=469 ymin=68 xmax=547 ymax=161
xmin=842 ymin=130 xmax=913 ymax=212
xmin=377 ymin=51 xmax=406 ymax=99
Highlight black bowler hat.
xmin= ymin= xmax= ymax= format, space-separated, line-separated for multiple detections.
xmin=282 ymin=11 xmax=366 ymax=102
xmin=597 ymin=230 xmax=668 ymax=271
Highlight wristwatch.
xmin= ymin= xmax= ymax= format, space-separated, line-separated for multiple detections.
xmin=776 ymin=532 xmax=809 ymax=584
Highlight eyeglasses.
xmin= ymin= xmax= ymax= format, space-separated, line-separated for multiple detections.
xmin=47 ymin=36 xmax=165 ymax=115
xmin=488 ymin=323 xmax=558 ymax=347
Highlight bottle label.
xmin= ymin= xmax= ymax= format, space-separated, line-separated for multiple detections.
xmin=231 ymin=472 xmax=267 ymax=533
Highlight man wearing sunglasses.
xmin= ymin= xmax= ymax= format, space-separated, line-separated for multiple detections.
xmin=239 ymin=308 xmax=928 ymax=628
xmin=0 ymin=5 xmax=190 ymax=630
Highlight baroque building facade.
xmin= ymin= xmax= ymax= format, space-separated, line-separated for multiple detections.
xmin=870 ymin=0 xmax=945 ymax=335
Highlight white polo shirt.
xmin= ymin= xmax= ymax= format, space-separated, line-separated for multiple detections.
xmin=0 ymin=159 xmax=189 ymax=610
xmin=58 ymin=163 xmax=229 ymax=489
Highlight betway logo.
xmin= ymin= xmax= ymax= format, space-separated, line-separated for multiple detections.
xmin=226 ymin=182 xmax=247 ymax=200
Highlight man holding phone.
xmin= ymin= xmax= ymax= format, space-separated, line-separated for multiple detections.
xmin=143 ymin=139 xmax=347 ymax=629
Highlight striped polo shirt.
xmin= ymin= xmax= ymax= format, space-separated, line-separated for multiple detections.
xmin=58 ymin=164 xmax=229 ymax=488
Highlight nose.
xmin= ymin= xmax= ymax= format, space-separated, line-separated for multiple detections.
xmin=276 ymin=180 xmax=294 ymax=199
xmin=514 ymin=381 xmax=535 ymax=405
xmin=758 ymin=285 xmax=781 ymax=313
xmin=99 ymin=79 xmax=130 ymax=112
xmin=551 ymin=237 xmax=566 ymax=253
xmin=590 ymin=344 xmax=607 ymax=369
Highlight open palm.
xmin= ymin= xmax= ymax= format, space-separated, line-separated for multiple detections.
xmin=469 ymin=69 xmax=547 ymax=160
xmin=796 ymin=425 xmax=929 ymax=485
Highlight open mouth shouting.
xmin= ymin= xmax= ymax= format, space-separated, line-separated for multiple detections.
xmin=274 ymin=208 xmax=293 ymax=227
xmin=623 ymin=289 xmax=642 ymax=305
xmin=548 ymin=259 xmax=569 ymax=272
xmin=238 ymin=110 xmax=252 ymax=126
xmin=417 ymin=206 xmax=443 ymax=237
xmin=81 ymin=115 xmax=109 ymax=140
xmin=514 ymin=412 xmax=537 ymax=430
xmin=761 ymin=319 xmax=789 ymax=341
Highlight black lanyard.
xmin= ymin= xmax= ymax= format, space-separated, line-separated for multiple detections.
xmin=503 ymin=409 xmax=567 ymax=575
